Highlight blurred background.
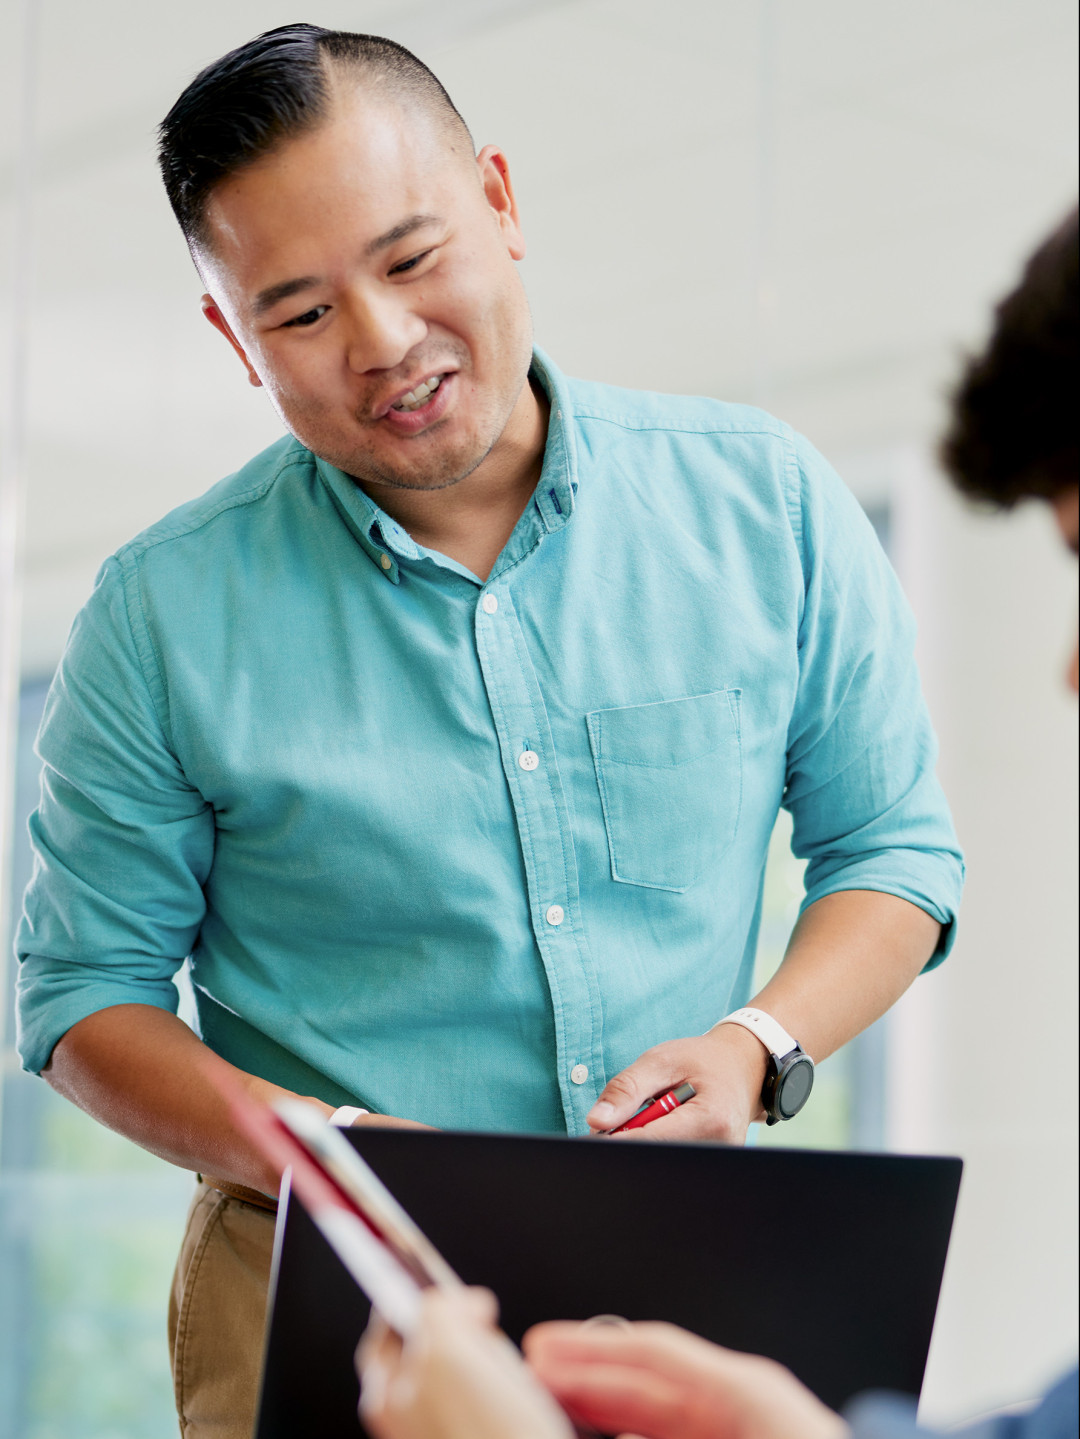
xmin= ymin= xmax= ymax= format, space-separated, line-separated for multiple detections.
xmin=0 ymin=1 xmax=1076 ymax=1435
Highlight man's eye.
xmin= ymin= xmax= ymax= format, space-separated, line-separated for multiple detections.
xmin=282 ymin=305 xmax=328 ymax=328
xmin=389 ymin=250 xmax=432 ymax=276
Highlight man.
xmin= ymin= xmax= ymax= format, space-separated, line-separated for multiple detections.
xmin=355 ymin=208 xmax=1080 ymax=1439
xmin=14 ymin=24 xmax=962 ymax=1438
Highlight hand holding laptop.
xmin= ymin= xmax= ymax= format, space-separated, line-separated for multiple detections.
xmin=524 ymin=1318 xmax=848 ymax=1439
xmin=246 ymin=1089 xmax=846 ymax=1439
xmin=223 ymin=1080 xmax=584 ymax=1437
xmin=357 ymin=1287 xmax=848 ymax=1439
xmin=359 ymin=1290 xmax=573 ymax=1439
xmin=229 ymin=1074 xmax=959 ymax=1437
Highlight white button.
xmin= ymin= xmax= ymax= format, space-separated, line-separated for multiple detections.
xmin=379 ymin=553 xmax=392 ymax=571
xmin=481 ymin=593 xmax=498 ymax=614
xmin=518 ymin=750 xmax=539 ymax=771
xmin=545 ymin=904 xmax=565 ymax=926
xmin=570 ymin=1064 xmax=589 ymax=1085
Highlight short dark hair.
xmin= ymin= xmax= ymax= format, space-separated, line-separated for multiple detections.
xmin=158 ymin=24 xmax=472 ymax=251
xmin=941 ymin=206 xmax=1078 ymax=508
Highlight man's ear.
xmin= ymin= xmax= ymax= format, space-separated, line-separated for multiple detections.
xmin=476 ymin=145 xmax=526 ymax=262
xmin=201 ymin=296 xmax=262 ymax=387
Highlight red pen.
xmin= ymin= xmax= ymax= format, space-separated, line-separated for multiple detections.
xmin=608 ymin=1081 xmax=696 ymax=1134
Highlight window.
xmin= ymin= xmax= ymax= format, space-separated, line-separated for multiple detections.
xmin=753 ymin=807 xmax=888 ymax=1153
xmin=0 ymin=681 xmax=192 ymax=1439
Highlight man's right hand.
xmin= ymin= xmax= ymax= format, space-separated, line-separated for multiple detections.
xmin=44 ymin=1003 xmax=433 ymax=1197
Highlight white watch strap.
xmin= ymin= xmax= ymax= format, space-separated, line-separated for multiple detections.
xmin=329 ymin=1105 xmax=369 ymax=1127
xmin=712 ymin=1006 xmax=800 ymax=1060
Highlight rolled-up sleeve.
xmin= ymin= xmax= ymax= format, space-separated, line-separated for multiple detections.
xmin=15 ymin=553 xmax=214 ymax=1074
xmin=784 ymin=438 xmax=964 ymax=962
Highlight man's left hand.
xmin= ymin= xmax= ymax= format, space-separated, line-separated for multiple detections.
xmin=586 ymin=1024 xmax=769 ymax=1142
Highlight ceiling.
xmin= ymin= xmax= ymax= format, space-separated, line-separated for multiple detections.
xmin=1 ymin=0 xmax=1077 ymax=673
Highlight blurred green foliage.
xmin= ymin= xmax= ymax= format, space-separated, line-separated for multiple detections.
xmin=1 ymin=1083 xmax=191 ymax=1439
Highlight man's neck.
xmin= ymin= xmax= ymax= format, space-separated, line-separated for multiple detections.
xmin=358 ymin=377 xmax=549 ymax=583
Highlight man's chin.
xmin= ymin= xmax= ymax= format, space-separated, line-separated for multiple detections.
xmin=340 ymin=463 xmax=470 ymax=494
xmin=328 ymin=440 xmax=493 ymax=496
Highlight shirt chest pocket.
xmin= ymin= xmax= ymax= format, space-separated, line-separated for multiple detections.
xmin=586 ymin=689 xmax=743 ymax=893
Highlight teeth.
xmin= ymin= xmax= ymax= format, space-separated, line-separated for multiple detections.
xmin=393 ymin=374 xmax=443 ymax=412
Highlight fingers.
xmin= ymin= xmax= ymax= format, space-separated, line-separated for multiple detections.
xmin=355 ymin=1313 xmax=403 ymax=1424
xmin=356 ymin=1310 xmax=402 ymax=1372
xmin=537 ymin=1360 xmax=688 ymax=1439
xmin=609 ymin=1096 xmax=744 ymax=1144
xmin=587 ymin=1071 xmax=745 ymax=1145
xmin=357 ymin=1289 xmax=495 ymax=1377
xmin=526 ymin=1322 xmax=848 ymax=1439
xmin=361 ymin=1288 xmax=576 ymax=1439
xmin=588 ymin=1029 xmax=768 ymax=1140
xmin=356 ymin=1289 xmax=500 ymax=1433
xmin=526 ymin=1319 xmax=725 ymax=1384
xmin=463 ymin=1286 xmax=500 ymax=1326
xmin=428 ymin=1285 xmax=499 ymax=1329
xmin=586 ymin=1049 xmax=689 ymax=1132
xmin=526 ymin=1322 xmax=740 ymax=1439
xmin=402 ymin=1286 xmax=499 ymax=1340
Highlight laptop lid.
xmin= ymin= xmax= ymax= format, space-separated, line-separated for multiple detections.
xmin=255 ymin=1130 xmax=962 ymax=1438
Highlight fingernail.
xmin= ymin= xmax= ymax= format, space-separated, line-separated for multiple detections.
xmin=588 ymin=1101 xmax=615 ymax=1126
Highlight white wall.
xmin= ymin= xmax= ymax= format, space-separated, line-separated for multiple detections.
xmin=888 ymin=458 xmax=1079 ymax=1424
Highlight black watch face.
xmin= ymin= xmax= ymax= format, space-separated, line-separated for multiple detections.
xmin=777 ymin=1055 xmax=814 ymax=1118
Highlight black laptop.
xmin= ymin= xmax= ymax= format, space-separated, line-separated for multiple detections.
xmin=254 ymin=1130 xmax=961 ymax=1438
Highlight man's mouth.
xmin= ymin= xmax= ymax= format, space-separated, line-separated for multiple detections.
xmin=377 ymin=369 xmax=456 ymax=434
xmin=391 ymin=374 xmax=445 ymax=412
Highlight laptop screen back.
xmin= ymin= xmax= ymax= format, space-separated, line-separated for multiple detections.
xmin=255 ymin=1130 xmax=961 ymax=1438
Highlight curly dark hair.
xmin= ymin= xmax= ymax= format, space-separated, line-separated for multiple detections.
xmin=941 ymin=206 xmax=1078 ymax=508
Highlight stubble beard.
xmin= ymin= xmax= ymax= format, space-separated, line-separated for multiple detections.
xmin=269 ymin=398 xmax=492 ymax=493
xmin=285 ymin=371 xmax=524 ymax=496
xmin=273 ymin=300 xmax=535 ymax=494
xmin=338 ymin=424 xmax=498 ymax=494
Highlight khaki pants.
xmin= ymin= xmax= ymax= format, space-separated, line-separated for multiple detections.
xmin=168 ymin=1180 xmax=277 ymax=1439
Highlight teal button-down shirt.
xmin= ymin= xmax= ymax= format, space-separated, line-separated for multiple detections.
xmin=16 ymin=350 xmax=963 ymax=1134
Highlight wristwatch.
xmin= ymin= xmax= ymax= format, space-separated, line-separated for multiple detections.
xmin=713 ymin=1007 xmax=815 ymax=1125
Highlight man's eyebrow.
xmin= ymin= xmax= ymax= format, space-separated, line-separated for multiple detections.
xmin=365 ymin=213 xmax=443 ymax=258
xmin=250 ymin=215 xmax=444 ymax=317
xmin=251 ymin=276 xmax=323 ymax=317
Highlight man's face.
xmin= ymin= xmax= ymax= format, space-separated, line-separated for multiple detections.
xmin=1051 ymin=486 xmax=1079 ymax=694
xmin=198 ymin=93 xmax=534 ymax=493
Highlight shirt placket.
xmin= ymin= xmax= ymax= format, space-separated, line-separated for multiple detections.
xmin=473 ymin=578 xmax=606 ymax=1134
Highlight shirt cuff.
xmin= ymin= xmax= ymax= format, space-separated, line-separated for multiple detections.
xmin=16 ymin=957 xmax=181 ymax=1075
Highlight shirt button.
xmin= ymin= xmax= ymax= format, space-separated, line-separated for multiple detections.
xmin=546 ymin=904 xmax=565 ymax=927
xmin=570 ymin=1064 xmax=589 ymax=1085
xmin=518 ymin=750 xmax=540 ymax=771
xmin=379 ymin=554 xmax=392 ymax=571
xmin=481 ymin=593 xmax=498 ymax=614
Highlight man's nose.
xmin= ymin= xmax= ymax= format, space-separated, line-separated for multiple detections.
xmin=341 ymin=288 xmax=427 ymax=375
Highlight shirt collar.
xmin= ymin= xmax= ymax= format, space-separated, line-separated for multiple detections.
xmin=313 ymin=459 xmax=412 ymax=585
xmin=527 ymin=345 xmax=578 ymax=537
xmin=314 ymin=345 xmax=578 ymax=585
